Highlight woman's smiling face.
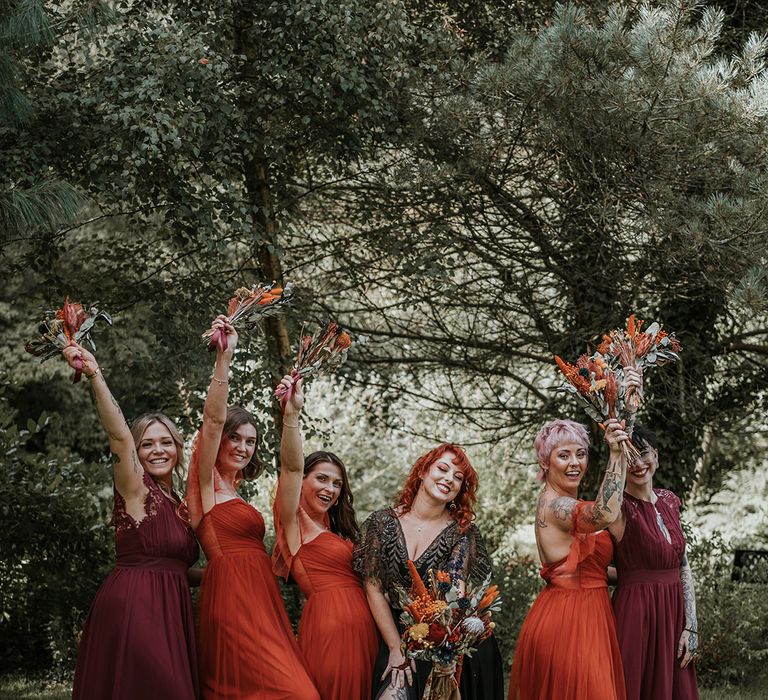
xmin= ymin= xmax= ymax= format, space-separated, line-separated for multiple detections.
xmin=137 ymin=422 xmax=178 ymax=479
xmin=217 ymin=423 xmax=258 ymax=474
xmin=546 ymin=441 xmax=589 ymax=490
xmin=419 ymin=451 xmax=464 ymax=504
xmin=302 ymin=461 xmax=344 ymax=513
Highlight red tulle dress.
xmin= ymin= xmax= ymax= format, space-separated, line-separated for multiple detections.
xmin=184 ymin=432 xmax=319 ymax=700
xmin=195 ymin=499 xmax=320 ymax=700
xmin=508 ymin=502 xmax=626 ymax=700
xmin=612 ymin=489 xmax=699 ymax=700
xmin=72 ymin=471 xmax=199 ymax=700
xmin=272 ymin=499 xmax=380 ymax=700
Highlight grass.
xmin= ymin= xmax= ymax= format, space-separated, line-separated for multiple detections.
xmin=701 ymin=685 xmax=767 ymax=700
xmin=0 ymin=678 xmax=70 ymax=700
xmin=1 ymin=675 xmax=765 ymax=699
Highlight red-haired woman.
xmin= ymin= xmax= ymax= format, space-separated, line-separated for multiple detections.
xmin=507 ymin=415 xmax=633 ymax=700
xmin=271 ymin=376 xmax=379 ymax=699
xmin=353 ymin=444 xmax=504 ymax=700
xmin=185 ymin=317 xmax=319 ymax=699
xmin=61 ymin=344 xmax=199 ymax=700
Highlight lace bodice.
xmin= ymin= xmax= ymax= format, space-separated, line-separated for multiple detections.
xmin=110 ymin=471 xmax=199 ymax=567
xmin=111 ymin=472 xmax=165 ymax=531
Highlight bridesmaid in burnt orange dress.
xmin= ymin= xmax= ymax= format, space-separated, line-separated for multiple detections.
xmin=272 ymin=375 xmax=379 ymax=700
xmin=186 ymin=316 xmax=319 ymax=700
xmin=508 ymin=413 xmax=636 ymax=700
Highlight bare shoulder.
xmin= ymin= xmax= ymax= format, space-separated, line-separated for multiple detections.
xmin=536 ymin=490 xmax=579 ymax=530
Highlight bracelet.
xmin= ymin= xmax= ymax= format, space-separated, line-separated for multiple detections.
xmin=211 ymin=376 xmax=228 ymax=386
xmin=283 ymin=419 xmax=299 ymax=428
xmin=86 ymin=368 xmax=101 ymax=379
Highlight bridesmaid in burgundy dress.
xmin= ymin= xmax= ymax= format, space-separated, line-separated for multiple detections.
xmin=62 ymin=344 xmax=199 ymax=700
xmin=609 ymin=426 xmax=699 ymax=700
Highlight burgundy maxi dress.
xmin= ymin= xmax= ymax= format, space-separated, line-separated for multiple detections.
xmin=72 ymin=471 xmax=199 ymax=700
xmin=612 ymin=488 xmax=699 ymax=700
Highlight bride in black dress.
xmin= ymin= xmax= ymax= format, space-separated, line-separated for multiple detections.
xmin=353 ymin=443 xmax=504 ymax=700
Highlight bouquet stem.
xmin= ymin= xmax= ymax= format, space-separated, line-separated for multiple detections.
xmin=423 ymin=667 xmax=460 ymax=700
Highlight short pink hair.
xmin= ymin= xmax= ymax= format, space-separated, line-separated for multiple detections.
xmin=533 ymin=419 xmax=590 ymax=482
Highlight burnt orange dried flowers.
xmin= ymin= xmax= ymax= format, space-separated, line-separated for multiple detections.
xmin=597 ymin=334 xmax=612 ymax=355
xmin=554 ymin=355 xmax=591 ymax=395
xmin=335 ymin=331 xmax=352 ymax=350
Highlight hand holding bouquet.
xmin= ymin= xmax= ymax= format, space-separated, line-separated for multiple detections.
xmin=25 ymin=296 xmax=112 ymax=383
xmin=202 ymin=281 xmax=293 ymax=351
xmin=395 ymin=561 xmax=501 ymax=700
xmin=274 ymin=321 xmax=353 ymax=411
xmin=554 ymin=314 xmax=681 ymax=456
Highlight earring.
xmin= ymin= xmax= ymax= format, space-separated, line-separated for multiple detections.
xmin=449 ymin=501 xmax=457 ymax=511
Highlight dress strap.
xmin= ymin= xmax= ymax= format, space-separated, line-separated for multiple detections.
xmin=559 ymin=501 xmax=598 ymax=575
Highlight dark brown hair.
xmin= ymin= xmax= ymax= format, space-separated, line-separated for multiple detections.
xmin=304 ymin=451 xmax=360 ymax=542
xmin=222 ymin=406 xmax=263 ymax=480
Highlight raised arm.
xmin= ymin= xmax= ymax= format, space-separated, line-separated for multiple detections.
xmin=197 ymin=315 xmax=237 ymax=513
xmin=677 ymin=549 xmax=699 ymax=668
xmin=62 ymin=344 xmax=144 ymax=500
xmin=277 ymin=375 xmax=305 ymax=555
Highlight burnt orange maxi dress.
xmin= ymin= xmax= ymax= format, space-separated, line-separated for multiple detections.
xmin=272 ymin=485 xmax=380 ymax=700
xmin=186 ymin=436 xmax=319 ymax=700
xmin=508 ymin=502 xmax=626 ymax=700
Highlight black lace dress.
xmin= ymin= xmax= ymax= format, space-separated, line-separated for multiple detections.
xmin=352 ymin=508 xmax=504 ymax=700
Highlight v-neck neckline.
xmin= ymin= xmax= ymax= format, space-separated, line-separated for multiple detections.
xmin=390 ymin=507 xmax=457 ymax=563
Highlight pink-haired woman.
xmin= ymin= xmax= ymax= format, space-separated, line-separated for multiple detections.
xmin=508 ymin=411 xmax=636 ymax=700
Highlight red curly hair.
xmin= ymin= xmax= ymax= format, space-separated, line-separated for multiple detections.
xmin=395 ymin=443 xmax=479 ymax=532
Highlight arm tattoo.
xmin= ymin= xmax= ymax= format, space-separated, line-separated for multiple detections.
xmin=550 ymin=498 xmax=575 ymax=522
xmin=680 ymin=551 xmax=698 ymax=650
xmin=536 ymin=493 xmax=548 ymax=528
xmin=109 ymin=394 xmax=123 ymax=414
xmin=111 ymin=452 xmax=121 ymax=464
xmin=599 ymin=471 xmax=622 ymax=508
xmin=132 ymin=453 xmax=142 ymax=475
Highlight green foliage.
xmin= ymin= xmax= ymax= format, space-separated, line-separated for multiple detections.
xmin=688 ymin=530 xmax=768 ymax=686
xmin=0 ymin=391 xmax=113 ymax=674
xmin=491 ymin=552 xmax=541 ymax=671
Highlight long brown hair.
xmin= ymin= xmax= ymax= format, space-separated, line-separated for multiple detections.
xmin=304 ymin=451 xmax=360 ymax=542
xmin=396 ymin=443 xmax=479 ymax=532
xmin=129 ymin=413 xmax=185 ymax=480
xmin=222 ymin=406 xmax=263 ymax=480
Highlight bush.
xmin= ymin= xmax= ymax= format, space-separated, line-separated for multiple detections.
xmin=492 ymin=552 xmax=542 ymax=670
xmin=688 ymin=530 xmax=768 ymax=686
xmin=0 ymin=394 xmax=113 ymax=676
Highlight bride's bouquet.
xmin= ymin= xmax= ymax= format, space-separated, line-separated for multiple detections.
xmin=25 ymin=296 xmax=112 ymax=383
xmin=274 ymin=321 xmax=353 ymax=409
xmin=395 ymin=561 xmax=501 ymax=700
xmin=202 ymin=281 xmax=293 ymax=351
xmin=554 ymin=314 xmax=681 ymax=456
